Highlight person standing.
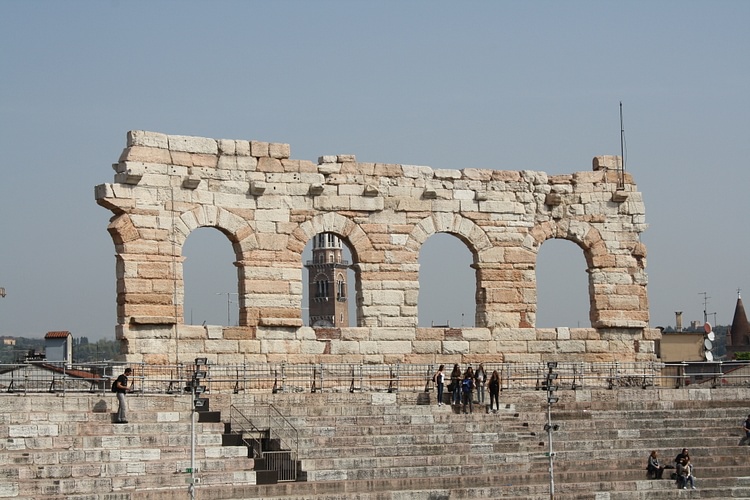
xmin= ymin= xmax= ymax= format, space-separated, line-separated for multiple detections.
xmin=434 ymin=364 xmax=445 ymax=406
xmin=741 ymin=414 xmax=750 ymax=445
xmin=488 ymin=370 xmax=501 ymax=413
xmin=450 ymin=364 xmax=461 ymax=406
xmin=461 ymin=370 xmax=474 ymax=414
xmin=474 ymin=363 xmax=486 ymax=405
xmin=115 ymin=367 xmax=132 ymax=424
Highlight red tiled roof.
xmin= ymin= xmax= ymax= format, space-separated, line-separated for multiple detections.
xmin=45 ymin=331 xmax=71 ymax=339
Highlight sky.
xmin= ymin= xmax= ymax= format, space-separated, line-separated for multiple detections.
xmin=1 ymin=1 xmax=749 ymax=340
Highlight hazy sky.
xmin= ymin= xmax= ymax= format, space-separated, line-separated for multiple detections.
xmin=1 ymin=1 xmax=748 ymax=340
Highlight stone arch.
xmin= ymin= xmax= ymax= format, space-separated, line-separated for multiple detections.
xmin=96 ymin=131 xmax=652 ymax=361
xmin=407 ymin=213 xmax=492 ymax=256
xmin=295 ymin=211 xmax=375 ymax=261
xmin=408 ymin=214 xmax=492 ymax=327
xmin=173 ymin=205 xmax=257 ymax=255
xmin=526 ymin=219 xmax=640 ymax=329
xmin=525 ymin=219 xmax=606 ymax=268
xmin=295 ymin=212 xmax=375 ymax=327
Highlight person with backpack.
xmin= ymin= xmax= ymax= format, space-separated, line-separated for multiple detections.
xmin=461 ymin=370 xmax=474 ymax=414
xmin=113 ymin=367 xmax=132 ymax=424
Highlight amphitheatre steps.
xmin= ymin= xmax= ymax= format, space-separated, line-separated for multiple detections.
xmin=2 ymin=388 xmax=750 ymax=499
xmin=0 ymin=396 xmax=257 ymax=499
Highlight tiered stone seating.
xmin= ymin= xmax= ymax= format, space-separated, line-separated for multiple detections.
xmin=1 ymin=387 xmax=749 ymax=499
xmin=0 ymin=394 xmax=256 ymax=499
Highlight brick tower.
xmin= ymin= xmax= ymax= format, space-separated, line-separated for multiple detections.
xmin=305 ymin=233 xmax=349 ymax=327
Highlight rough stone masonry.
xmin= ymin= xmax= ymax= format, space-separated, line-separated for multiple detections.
xmin=95 ymin=130 xmax=657 ymax=365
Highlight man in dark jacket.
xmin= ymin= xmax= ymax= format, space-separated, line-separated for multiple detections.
xmin=115 ymin=368 xmax=132 ymax=424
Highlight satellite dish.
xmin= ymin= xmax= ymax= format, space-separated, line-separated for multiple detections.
xmin=704 ymin=339 xmax=713 ymax=350
xmin=705 ymin=351 xmax=714 ymax=362
xmin=707 ymin=331 xmax=715 ymax=341
xmin=703 ymin=322 xmax=712 ymax=334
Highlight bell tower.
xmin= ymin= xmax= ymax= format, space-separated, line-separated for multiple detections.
xmin=305 ymin=233 xmax=349 ymax=327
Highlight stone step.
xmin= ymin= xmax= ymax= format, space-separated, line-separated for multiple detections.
xmin=105 ymin=472 xmax=750 ymax=500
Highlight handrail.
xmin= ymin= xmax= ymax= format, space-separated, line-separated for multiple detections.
xmin=230 ymin=403 xmax=299 ymax=481
xmin=229 ymin=404 xmax=264 ymax=459
xmin=2 ymin=360 xmax=750 ymax=394
xmin=268 ymin=403 xmax=299 ymax=465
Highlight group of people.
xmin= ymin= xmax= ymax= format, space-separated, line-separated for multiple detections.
xmin=646 ymin=448 xmax=696 ymax=489
xmin=433 ymin=363 xmax=501 ymax=413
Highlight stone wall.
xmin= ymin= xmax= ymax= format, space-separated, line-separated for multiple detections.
xmin=95 ymin=130 xmax=656 ymax=364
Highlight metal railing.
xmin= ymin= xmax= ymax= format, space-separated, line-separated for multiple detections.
xmin=230 ymin=404 xmax=299 ymax=482
xmin=3 ymin=360 xmax=750 ymax=395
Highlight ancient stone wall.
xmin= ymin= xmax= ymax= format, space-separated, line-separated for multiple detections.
xmin=95 ymin=130 xmax=657 ymax=364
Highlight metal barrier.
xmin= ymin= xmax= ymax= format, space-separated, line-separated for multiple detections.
xmin=229 ymin=404 xmax=299 ymax=482
xmin=3 ymin=360 xmax=750 ymax=395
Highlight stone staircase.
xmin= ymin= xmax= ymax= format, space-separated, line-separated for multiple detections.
xmin=0 ymin=394 xmax=256 ymax=499
xmin=1 ymin=388 xmax=749 ymax=499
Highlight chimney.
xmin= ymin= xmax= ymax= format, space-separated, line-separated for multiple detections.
xmin=675 ymin=311 xmax=683 ymax=332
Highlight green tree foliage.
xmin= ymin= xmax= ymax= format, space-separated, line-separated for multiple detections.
xmin=0 ymin=337 xmax=120 ymax=364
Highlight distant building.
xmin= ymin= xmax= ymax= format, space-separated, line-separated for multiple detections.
xmin=727 ymin=292 xmax=750 ymax=358
xmin=1 ymin=337 xmax=15 ymax=346
xmin=659 ymin=332 xmax=705 ymax=362
xmin=304 ymin=233 xmax=350 ymax=327
xmin=44 ymin=331 xmax=73 ymax=364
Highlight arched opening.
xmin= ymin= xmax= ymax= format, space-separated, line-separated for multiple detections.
xmin=182 ymin=227 xmax=239 ymax=326
xmin=301 ymin=232 xmax=357 ymax=327
xmin=418 ymin=233 xmax=475 ymax=327
xmin=535 ymin=238 xmax=590 ymax=328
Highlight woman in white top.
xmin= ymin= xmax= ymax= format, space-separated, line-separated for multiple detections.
xmin=434 ymin=364 xmax=445 ymax=406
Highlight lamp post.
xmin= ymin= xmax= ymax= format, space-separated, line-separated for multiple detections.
xmin=186 ymin=357 xmax=208 ymax=500
xmin=216 ymin=292 xmax=238 ymax=326
xmin=544 ymin=362 xmax=560 ymax=500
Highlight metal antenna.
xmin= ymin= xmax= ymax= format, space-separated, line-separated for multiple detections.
xmin=619 ymin=102 xmax=626 ymax=190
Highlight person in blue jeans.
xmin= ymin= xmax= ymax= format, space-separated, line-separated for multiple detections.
xmin=434 ymin=364 xmax=445 ymax=406
xmin=461 ymin=371 xmax=474 ymax=414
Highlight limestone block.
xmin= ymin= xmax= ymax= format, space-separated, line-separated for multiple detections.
xmin=350 ymin=196 xmax=384 ymax=211
xmin=434 ymin=169 xmax=461 ymax=180
xmin=444 ymin=327 xmax=486 ymax=342
xmin=168 ymin=134 xmax=218 ymax=155
xmin=250 ymin=141 xmax=269 ymax=157
xmin=318 ymin=163 xmax=341 ymax=175
xmin=329 ymin=341 xmax=360 ymax=355
xmin=401 ymin=164 xmax=433 ymax=179
xmin=269 ymin=142 xmax=291 ymax=159
xmin=584 ymin=340 xmax=610 ymax=353
xmin=254 ymin=208 xmax=290 ymax=222
xmin=261 ymin=339 xmax=301 ymax=354
xmin=413 ymin=340 xmax=441 ymax=354
xmin=528 ymin=341 xmax=560 ymax=353
xmin=128 ymin=130 xmax=169 ymax=149
xmin=557 ymin=340 xmax=586 ymax=353
xmin=443 ymin=341 xmax=469 ymax=354
xmin=593 ymin=155 xmax=621 ymax=171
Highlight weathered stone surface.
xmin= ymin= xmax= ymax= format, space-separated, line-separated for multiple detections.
xmin=98 ymin=131 xmax=652 ymax=363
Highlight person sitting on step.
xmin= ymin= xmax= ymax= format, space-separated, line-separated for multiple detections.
xmin=646 ymin=450 xmax=665 ymax=479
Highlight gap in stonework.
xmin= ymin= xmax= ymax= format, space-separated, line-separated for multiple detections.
xmin=182 ymin=227 xmax=239 ymax=327
xmin=536 ymin=238 xmax=590 ymax=328
xmin=418 ymin=233 xmax=475 ymax=328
